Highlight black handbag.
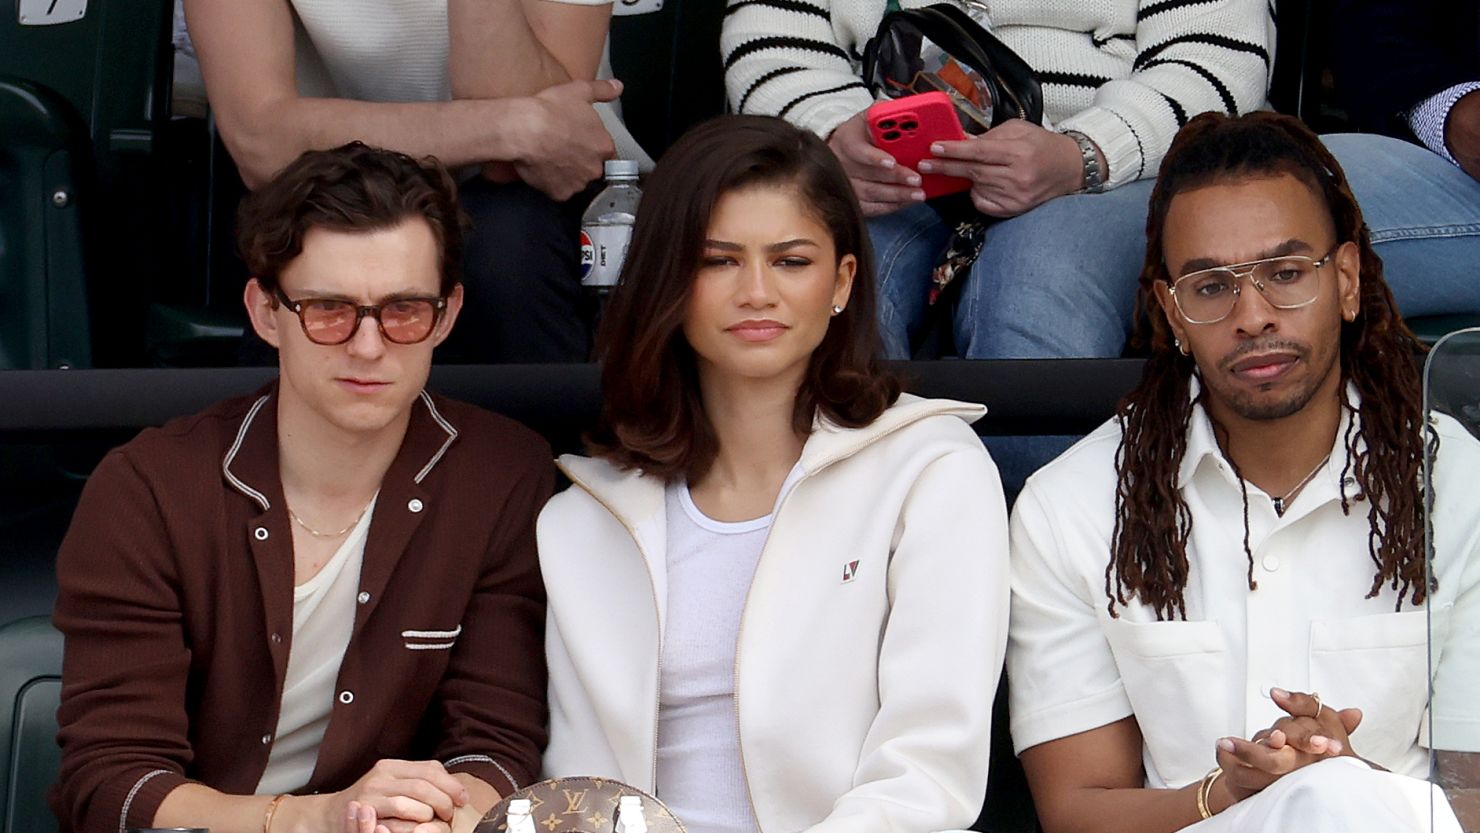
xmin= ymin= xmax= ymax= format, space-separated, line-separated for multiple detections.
xmin=863 ymin=3 xmax=1042 ymax=133
xmin=862 ymin=3 xmax=1044 ymax=353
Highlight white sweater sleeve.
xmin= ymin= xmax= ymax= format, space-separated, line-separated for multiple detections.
xmin=1057 ymin=0 xmax=1275 ymax=187
xmin=800 ymin=438 xmax=1011 ymax=833
xmin=721 ymin=0 xmax=876 ymax=138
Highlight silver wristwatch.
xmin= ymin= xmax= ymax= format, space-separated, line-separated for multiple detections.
xmin=1062 ymin=129 xmax=1105 ymax=194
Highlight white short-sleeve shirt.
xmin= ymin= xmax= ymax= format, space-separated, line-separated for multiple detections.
xmin=284 ymin=0 xmax=652 ymax=166
xmin=1007 ymin=385 xmax=1480 ymax=789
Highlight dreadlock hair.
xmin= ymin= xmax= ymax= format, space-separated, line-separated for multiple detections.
xmin=1109 ymin=111 xmax=1430 ymax=621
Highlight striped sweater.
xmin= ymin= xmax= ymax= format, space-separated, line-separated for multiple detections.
xmin=722 ymin=0 xmax=1275 ymax=188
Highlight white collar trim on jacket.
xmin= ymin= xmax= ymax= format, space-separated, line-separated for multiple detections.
xmin=557 ymin=393 xmax=986 ymax=526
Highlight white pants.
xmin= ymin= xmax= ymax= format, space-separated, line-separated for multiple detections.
xmin=1181 ymin=757 xmax=1462 ymax=832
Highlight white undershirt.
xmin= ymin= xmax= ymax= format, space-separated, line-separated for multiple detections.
xmin=656 ymin=467 xmax=801 ymax=833
xmin=256 ymin=495 xmax=377 ymax=795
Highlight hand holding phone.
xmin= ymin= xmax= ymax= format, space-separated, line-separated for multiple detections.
xmin=866 ymin=91 xmax=971 ymax=199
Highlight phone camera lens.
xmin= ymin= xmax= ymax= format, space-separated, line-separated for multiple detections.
xmin=901 ymin=119 xmax=919 ymax=131
xmin=882 ymin=130 xmax=901 ymax=141
xmin=878 ymin=119 xmax=897 ymax=129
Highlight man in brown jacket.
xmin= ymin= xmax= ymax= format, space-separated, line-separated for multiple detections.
xmin=51 ymin=143 xmax=552 ymax=833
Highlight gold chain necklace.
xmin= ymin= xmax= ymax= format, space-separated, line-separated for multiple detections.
xmin=1271 ymin=453 xmax=1331 ymax=516
xmin=287 ymin=501 xmax=371 ymax=538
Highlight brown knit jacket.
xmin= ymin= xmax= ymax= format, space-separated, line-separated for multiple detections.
xmin=50 ymin=386 xmax=552 ymax=833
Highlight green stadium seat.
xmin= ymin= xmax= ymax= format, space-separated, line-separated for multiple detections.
xmin=0 ymin=0 xmax=179 ymax=367
xmin=0 ymin=616 xmax=63 ymax=833
xmin=0 ymin=78 xmax=91 ymax=369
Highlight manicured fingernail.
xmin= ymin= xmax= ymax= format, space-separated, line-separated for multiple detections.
xmin=1310 ymin=735 xmax=1329 ymax=748
xmin=1271 ymin=687 xmax=1289 ymax=698
xmin=1217 ymin=738 xmax=1235 ymax=752
xmin=910 ymin=190 xmax=926 ymax=201
xmin=906 ymin=173 xmax=923 ymax=184
xmin=880 ymin=157 xmax=895 ymax=169
xmin=460 ymin=790 xmax=470 ymax=805
xmin=1329 ymin=739 xmax=1344 ymax=754
xmin=930 ymin=143 xmax=945 ymax=154
xmin=348 ymin=803 xmax=358 ymax=819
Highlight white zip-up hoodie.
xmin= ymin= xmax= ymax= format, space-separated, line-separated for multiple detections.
xmin=537 ymin=394 xmax=1010 ymax=833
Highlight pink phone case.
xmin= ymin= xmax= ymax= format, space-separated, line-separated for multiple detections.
xmin=867 ymin=91 xmax=970 ymax=199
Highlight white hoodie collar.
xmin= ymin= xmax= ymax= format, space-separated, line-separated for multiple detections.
xmin=558 ymin=393 xmax=986 ymax=528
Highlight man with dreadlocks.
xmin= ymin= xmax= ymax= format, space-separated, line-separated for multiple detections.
xmin=1005 ymin=110 xmax=1480 ymax=832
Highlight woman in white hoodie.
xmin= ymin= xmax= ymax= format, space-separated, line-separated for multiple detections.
xmin=536 ymin=114 xmax=1010 ymax=833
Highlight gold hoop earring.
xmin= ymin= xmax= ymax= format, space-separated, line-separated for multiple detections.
xmin=1174 ymin=337 xmax=1189 ymax=356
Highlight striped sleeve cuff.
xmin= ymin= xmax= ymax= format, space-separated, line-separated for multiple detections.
xmin=1408 ymin=81 xmax=1480 ymax=165
xmin=445 ymin=754 xmax=525 ymax=797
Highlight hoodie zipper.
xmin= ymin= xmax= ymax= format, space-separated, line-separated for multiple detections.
xmin=730 ymin=475 xmax=807 ymax=833
xmin=566 ymin=475 xmax=666 ymax=791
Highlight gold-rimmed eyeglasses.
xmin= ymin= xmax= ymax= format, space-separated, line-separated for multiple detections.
xmin=274 ymin=289 xmax=448 ymax=345
xmin=1167 ymin=244 xmax=1341 ymax=325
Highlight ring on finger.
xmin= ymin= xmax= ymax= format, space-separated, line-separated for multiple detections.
xmin=1311 ymin=692 xmax=1323 ymax=718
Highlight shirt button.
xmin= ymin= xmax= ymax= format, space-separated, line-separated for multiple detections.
xmin=270 ymin=633 xmax=282 ymax=644
xmin=254 ymin=527 xmax=269 ymax=541
xmin=261 ymin=733 xmax=272 ymax=745
xmin=339 ymin=690 xmax=355 ymax=704
xmin=1262 ymin=554 xmax=1280 ymax=572
xmin=407 ymin=498 xmax=424 ymax=513
xmin=357 ymin=591 xmax=371 ymax=604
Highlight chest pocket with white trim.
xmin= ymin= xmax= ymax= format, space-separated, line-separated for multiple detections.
xmin=403 ymin=624 xmax=462 ymax=651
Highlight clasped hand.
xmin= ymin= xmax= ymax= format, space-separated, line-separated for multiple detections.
xmin=1215 ymin=688 xmax=1364 ymax=804
xmin=327 ymin=759 xmax=473 ymax=833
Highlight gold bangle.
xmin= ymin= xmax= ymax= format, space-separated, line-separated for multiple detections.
xmin=264 ymin=793 xmax=288 ymax=833
xmin=1196 ymin=767 xmax=1223 ymax=819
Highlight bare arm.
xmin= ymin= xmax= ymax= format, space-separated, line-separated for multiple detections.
xmin=184 ymin=0 xmax=616 ymax=194
xmin=448 ymin=0 xmax=611 ymax=97
xmin=155 ymin=760 xmax=477 ymax=833
xmin=1020 ymin=718 xmax=1232 ymax=833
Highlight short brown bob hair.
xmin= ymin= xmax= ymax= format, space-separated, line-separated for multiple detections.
xmin=236 ymin=142 xmax=466 ymax=295
xmin=588 ymin=115 xmax=900 ymax=482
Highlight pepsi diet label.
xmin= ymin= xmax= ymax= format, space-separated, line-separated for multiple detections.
xmin=580 ymin=224 xmax=632 ymax=288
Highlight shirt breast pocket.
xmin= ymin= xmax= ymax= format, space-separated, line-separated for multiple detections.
xmin=1103 ymin=616 xmax=1228 ymax=786
xmin=402 ymin=624 xmax=462 ymax=652
xmin=1309 ymin=609 xmax=1437 ymax=767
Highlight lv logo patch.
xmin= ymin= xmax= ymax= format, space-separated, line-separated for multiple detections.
xmin=842 ymin=560 xmax=860 ymax=583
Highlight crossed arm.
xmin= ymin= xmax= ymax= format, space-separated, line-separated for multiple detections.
xmin=185 ymin=0 xmax=615 ymax=197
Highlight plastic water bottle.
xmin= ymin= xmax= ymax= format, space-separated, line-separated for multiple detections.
xmin=579 ymin=159 xmax=642 ymax=299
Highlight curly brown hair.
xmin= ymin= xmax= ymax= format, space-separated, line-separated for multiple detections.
xmin=587 ymin=115 xmax=900 ymax=483
xmin=1110 ymin=111 xmax=1431 ymax=621
xmin=236 ymin=141 xmax=467 ymax=296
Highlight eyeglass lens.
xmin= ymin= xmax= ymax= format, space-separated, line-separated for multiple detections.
xmin=1176 ymin=257 xmax=1322 ymax=322
xmin=300 ymin=299 xmax=439 ymax=345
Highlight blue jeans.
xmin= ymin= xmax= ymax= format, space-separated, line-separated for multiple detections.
xmin=869 ymin=132 xmax=1480 ymax=360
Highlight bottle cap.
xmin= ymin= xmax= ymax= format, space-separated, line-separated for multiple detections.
xmin=604 ymin=159 xmax=640 ymax=180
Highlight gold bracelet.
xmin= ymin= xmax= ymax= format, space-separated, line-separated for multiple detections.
xmin=1196 ymin=767 xmax=1223 ymax=819
xmin=264 ymin=793 xmax=288 ymax=833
